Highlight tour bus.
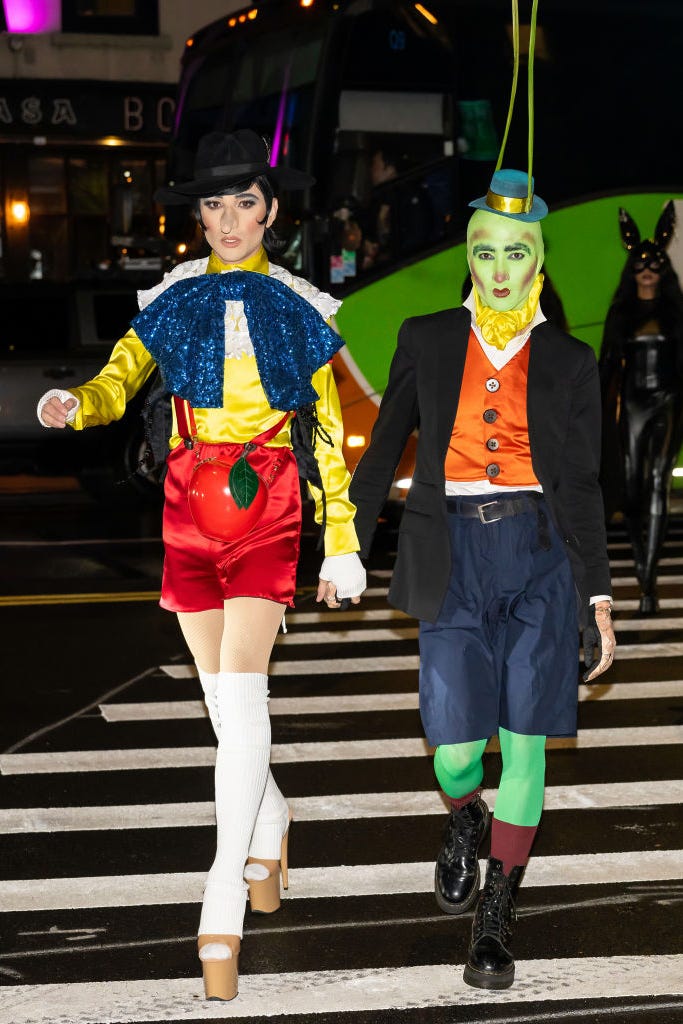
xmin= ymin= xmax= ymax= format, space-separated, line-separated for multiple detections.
xmin=163 ymin=0 xmax=683 ymax=492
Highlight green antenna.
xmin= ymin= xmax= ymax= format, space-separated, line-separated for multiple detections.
xmin=495 ymin=0 xmax=540 ymax=207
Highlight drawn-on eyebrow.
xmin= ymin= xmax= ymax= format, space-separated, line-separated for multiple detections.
xmin=472 ymin=241 xmax=532 ymax=255
xmin=201 ymin=191 xmax=259 ymax=201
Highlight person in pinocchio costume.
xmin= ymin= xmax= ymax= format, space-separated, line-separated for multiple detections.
xmin=349 ymin=168 xmax=616 ymax=989
xmin=37 ymin=130 xmax=366 ymax=1002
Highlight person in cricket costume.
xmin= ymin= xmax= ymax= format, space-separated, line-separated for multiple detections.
xmin=349 ymin=166 xmax=616 ymax=989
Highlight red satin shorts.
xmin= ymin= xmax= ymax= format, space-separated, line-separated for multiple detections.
xmin=160 ymin=441 xmax=301 ymax=613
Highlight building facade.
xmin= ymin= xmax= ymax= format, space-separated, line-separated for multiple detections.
xmin=0 ymin=0 xmax=244 ymax=284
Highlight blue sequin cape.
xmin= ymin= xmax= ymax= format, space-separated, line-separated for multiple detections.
xmin=132 ymin=271 xmax=344 ymax=410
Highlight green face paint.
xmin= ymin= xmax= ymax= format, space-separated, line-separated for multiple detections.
xmin=467 ymin=210 xmax=544 ymax=312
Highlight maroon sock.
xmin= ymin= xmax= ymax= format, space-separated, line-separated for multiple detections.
xmin=446 ymin=786 xmax=481 ymax=812
xmin=490 ymin=817 xmax=537 ymax=875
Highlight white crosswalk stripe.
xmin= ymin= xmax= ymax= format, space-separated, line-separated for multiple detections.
xmin=611 ymin=574 xmax=683 ymax=586
xmin=335 ymin=574 xmax=683 ymax=590
xmin=98 ymin=679 xmax=683 ymax=721
xmin=276 ymin=618 xmax=683 ymax=644
xmin=609 ymin=556 xmax=683 ymax=567
xmin=1 ymin=849 xmax=681 ymax=912
xmin=284 ymin=596 xmax=683 ymax=626
xmin=1 ymin=781 xmax=680 ymax=834
xmin=158 ymin=637 xmax=683 ymax=678
xmin=2 ymin=725 xmax=681 ymax=775
xmin=1 ymin=956 xmax=681 ymax=1024
xmin=368 ymin=568 xmax=683 ymax=585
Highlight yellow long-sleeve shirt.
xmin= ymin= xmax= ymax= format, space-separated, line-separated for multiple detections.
xmin=69 ymin=248 xmax=359 ymax=557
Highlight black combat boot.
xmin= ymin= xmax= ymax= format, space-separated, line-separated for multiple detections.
xmin=434 ymin=793 xmax=490 ymax=914
xmin=463 ymin=856 xmax=524 ymax=989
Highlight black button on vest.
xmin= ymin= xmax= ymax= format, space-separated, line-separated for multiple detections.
xmin=483 ymin=409 xmax=497 ymax=423
xmin=486 ymin=463 xmax=501 ymax=477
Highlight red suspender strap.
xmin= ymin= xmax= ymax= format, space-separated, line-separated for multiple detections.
xmin=173 ymin=396 xmax=197 ymax=449
xmin=252 ymin=411 xmax=291 ymax=444
xmin=172 ymin=396 xmax=290 ymax=448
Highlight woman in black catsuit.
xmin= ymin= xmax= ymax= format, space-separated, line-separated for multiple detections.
xmin=599 ymin=201 xmax=683 ymax=614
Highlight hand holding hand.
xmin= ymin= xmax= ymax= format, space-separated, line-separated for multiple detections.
xmin=582 ymin=601 xmax=616 ymax=682
xmin=316 ymin=552 xmax=366 ymax=611
xmin=315 ymin=578 xmax=360 ymax=610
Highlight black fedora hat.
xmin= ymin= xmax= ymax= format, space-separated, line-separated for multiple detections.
xmin=155 ymin=129 xmax=315 ymax=204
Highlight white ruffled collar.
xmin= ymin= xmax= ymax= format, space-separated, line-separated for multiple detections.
xmin=137 ymin=258 xmax=341 ymax=360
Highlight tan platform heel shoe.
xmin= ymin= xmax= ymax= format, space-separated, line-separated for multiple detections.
xmin=197 ymin=934 xmax=240 ymax=1001
xmin=244 ymin=814 xmax=292 ymax=913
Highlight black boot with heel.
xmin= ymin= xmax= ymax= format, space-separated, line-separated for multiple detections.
xmin=434 ymin=793 xmax=490 ymax=915
xmin=463 ymin=856 xmax=524 ymax=989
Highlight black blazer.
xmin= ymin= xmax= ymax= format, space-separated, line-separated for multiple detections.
xmin=349 ymin=307 xmax=612 ymax=624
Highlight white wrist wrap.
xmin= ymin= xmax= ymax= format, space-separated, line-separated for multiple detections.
xmin=36 ymin=389 xmax=80 ymax=427
xmin=319 ymin=552 xmax=367 ymax=598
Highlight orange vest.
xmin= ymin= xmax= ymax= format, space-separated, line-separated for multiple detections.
xmin=445 ymin=330 xmax=540 ymax=486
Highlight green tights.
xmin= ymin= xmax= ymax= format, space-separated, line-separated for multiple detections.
xmin=433 ymin=727 xmax=546 ymax=827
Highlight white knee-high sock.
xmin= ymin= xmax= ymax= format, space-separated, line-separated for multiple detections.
xmin=198 ymin=672 xmax=270 ymax=938
xmin=248 ymin=770 xmax=289 ymax=860
xmin=196 ymin=666 xmax=221 ymax=739
xmin=196 ymin=668 xmax=286 ymax=856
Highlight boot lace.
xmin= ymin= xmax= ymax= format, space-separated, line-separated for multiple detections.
xmin=442 ymin=803 xmax=481 ymax=858
xmin=474 ymin=873 xmax=515 ymax=941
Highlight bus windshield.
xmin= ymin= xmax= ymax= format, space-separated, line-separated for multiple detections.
xmin=176 ymin=24 xmax=324 ymax=186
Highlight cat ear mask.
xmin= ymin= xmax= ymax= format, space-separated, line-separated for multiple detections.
xmin=619 ymin=200 xmax=675 ymax=272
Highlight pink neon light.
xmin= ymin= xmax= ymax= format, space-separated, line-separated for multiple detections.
xmin=3 ymin=0 xmax=60 ymax=33
xmin=270 ymin=64 xmax=291 ymax=169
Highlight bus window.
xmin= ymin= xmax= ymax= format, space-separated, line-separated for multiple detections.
xmin=339 ymin=90 xmax=445 ymax=139
xmin=336 ymin=1 xmax=454 ymax=91
xmin=178 ymin=24 xmax=324 ymax=161
xmin=326 ymin=123 xmax=457 ymax=286
xmin=227 ymin=24 xmax=323 ymax=263
xmin=319 ymin=1 xmax=459 ymax=289
xmin=230 ymin=28 xmax=323 ymax=163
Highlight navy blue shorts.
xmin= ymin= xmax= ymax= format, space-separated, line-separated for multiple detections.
xmin=418 ymin=493 xmax=578 ymax=746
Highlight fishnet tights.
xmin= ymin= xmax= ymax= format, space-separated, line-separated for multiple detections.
xmin=177 ymin=598 xmax=285 ymax=674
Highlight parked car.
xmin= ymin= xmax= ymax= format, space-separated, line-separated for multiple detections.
xmin=0 ymin=279 xmax=155 ymax=498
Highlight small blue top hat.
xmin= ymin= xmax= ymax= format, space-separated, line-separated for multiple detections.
xmin=469 ymin=168 xmax=548 ymax=222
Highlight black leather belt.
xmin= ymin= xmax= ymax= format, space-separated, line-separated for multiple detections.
xmin=446 ymin=496 xmax=534 ymax=523
xmin=446 ymin=494 xmax=551 ymax=549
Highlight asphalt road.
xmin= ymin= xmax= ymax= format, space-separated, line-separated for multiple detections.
xmin=0 ymin=478 xmax=681 ymax=1024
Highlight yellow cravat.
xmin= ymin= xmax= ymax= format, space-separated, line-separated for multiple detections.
xmin=474 ymin=273 xmax=544 ymax=350
xmin=206 ymin=246 xmax=270 ymax=275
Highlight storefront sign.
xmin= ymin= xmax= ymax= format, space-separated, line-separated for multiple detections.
xmin=0 ymin=81 xmax=176 ymax=140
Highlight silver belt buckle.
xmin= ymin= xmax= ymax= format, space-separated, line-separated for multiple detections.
xmin=477 ymin=500 xmax=503 ymax=525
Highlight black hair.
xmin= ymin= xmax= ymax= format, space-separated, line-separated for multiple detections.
xmin=194 ymin=174 xmax=286 ymax=253
xmin=373 ymin=146 xmax=401 ymax=170
xmin=607 ymin=254 xmax=683 ymax=340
